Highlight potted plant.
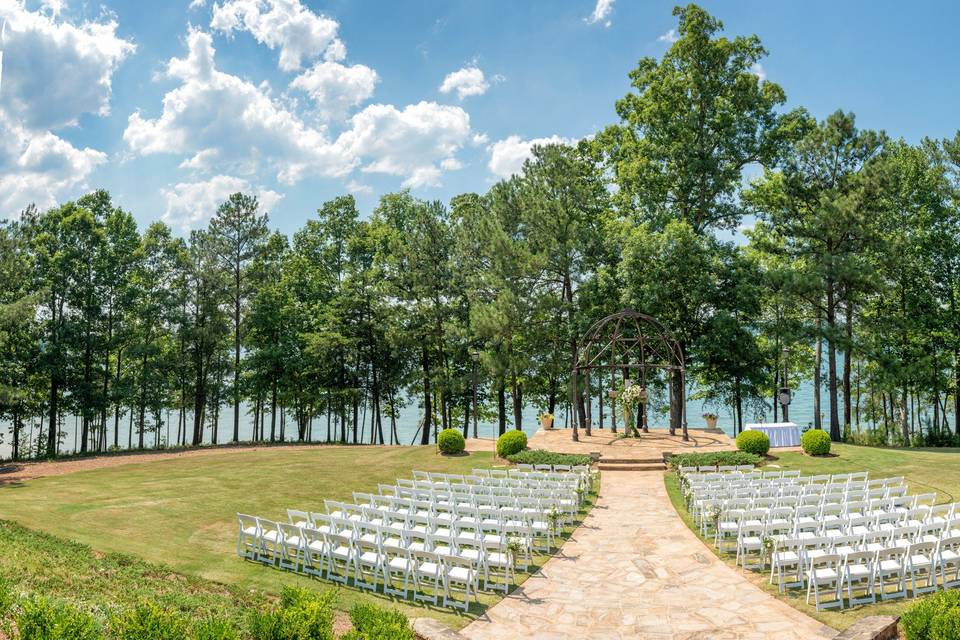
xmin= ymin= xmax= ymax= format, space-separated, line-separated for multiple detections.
xmin=540 ymin=412 xmax=555 ymax=430
xmin=703 ymin=412 xmax=718 ymax=430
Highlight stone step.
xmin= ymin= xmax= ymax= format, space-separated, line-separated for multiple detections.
xmin=596 ymin=462 xmax=667 ymax=472
xmin=598 ymin=457 xmax=664 ymax=464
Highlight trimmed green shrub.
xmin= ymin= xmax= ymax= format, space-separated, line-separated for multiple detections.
xmin=16 ymin=596 xmax=102 ymax=640
xmin=667 ymin=451 xmax=763 ymax=470
xmin=345 ymin=603 xmax=414 ymax=640
xmin=496 ymin=430 xmax=528 ymax=457
xmin=506 ymin=449 xmax=592 ymax=467
xmin=735 ymin=430 xmax=770 ymax=456
xmin=437 ymin=428 xmax=466 ymax=454
xmin=801 ymin=429 xmax=832 ymax=456
xmin=112 ymin=602 xmax=187 ymax=640
xmin=902 ymin=590 xmax=960 ymax=640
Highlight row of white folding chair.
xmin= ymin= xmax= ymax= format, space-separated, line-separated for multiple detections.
xmin=701 ymin=493 xmax=933 ymax=530
xmin=238 ymin=514 xmax=487 ymax=610
xmin=382 ymin=486 xmax=574 ymax=520
xmin=714 ymin=500 xmax=948 ymax=546
xmin=688 ymin=476 xmax=902 ymax=499
xmin=311 ymin=501 xmax=555 ymax=553
xmin=417 ymin=471 xmax=580 ymax=490
xmin=405 ymin=479 xmax=577 ymax=500
xmin=769 ymin=534 xmax=960 ymax=610
xmin=394 ymin=485 xmax=577 ymax=512
xmin=689 ymin=481 xmax=909 ymax=509
xmin=322 ymin=498 xmax=551 ymax=532
xmin=469 ymin=467 xmax=588 ymax=483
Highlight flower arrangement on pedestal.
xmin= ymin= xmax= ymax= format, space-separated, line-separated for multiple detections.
xmin=617 ymin=382 xmax=649 ymax=437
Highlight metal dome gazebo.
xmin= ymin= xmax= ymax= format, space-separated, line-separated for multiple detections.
xmin=570 ymin=309 xmax=688 ymax=442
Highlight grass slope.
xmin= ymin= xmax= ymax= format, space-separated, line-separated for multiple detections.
xmin=0 ymin=445 xmax=591 ymax=630
xmin=665 ymin=443 xmax=960 ymax=631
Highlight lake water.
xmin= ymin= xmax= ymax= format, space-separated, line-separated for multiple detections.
xmin=2 ymin=375 xmax=882 ymax=459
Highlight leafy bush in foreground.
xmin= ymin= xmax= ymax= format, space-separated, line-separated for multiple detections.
xmin=112 ymin=602 xmax=187 ymax=640
xmin=437 ymin=428 xmax=466 ymax=454
xmin=16 ymin=595 xmax=102 ymax=640
xmin=668 ymin=451 xmax=763 ymax=470
xmin=735 ymin=430 xmax=770 ymax=456
xmin=801 ymin=429 xmax=831 ymax=456
xmin=496 ymin=431 xmax=528 ymax=457
xmin=343 ymin=603 xmax=413 ymax=640
xmin=506 ymin=449 xmax=591 ymax=467
xmin=902 ymin=590 xmax=960 ymax=640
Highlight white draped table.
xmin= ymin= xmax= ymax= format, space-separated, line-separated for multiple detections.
xmin=745 ymin=422 xmax=801 ymax=448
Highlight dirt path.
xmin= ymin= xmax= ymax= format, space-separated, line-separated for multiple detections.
xmin=0 ymin=438 xmax=500 ymax=485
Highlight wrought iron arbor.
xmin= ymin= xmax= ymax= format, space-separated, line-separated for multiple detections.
xmin=570 ymin=309 xmax=688 ymax=442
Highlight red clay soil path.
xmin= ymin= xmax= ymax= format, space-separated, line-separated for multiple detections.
xmin=0 ymin=439 xmax=502 ymax=485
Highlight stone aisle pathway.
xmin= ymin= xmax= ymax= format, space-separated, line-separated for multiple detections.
xmin=462 ymin=472 xmax=836 ymax=640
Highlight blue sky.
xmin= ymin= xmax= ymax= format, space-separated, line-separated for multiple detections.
xmin=1 ymin=0 xmax=958 ymax=236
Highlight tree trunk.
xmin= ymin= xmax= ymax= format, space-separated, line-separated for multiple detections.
xmin=814 ymin=309 xmax=823 ymax=431
xmin=420 ymin=347 xmax=432 ymax=445
xmin=497 ymin=381 xmax=506 ymax=436
xmin=826 ymin=280 xmax=841 ymax=441
xmin=270 ymin=379 xmax=278 ymax=442
xmin=843 ymin=303 xmax=853 ymax=431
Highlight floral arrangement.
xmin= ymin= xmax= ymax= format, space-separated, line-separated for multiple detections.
xmin=617 ymin=384 xmax=648 ymax=408
xmin=702 ymin=412 xmax=718 ymax=420
xmin=539 ymin=412 xmax=555 ymax=421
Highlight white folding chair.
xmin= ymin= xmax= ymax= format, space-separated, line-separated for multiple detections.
xmin=412 ymin=549 xmax=443 ymax=605
xmin=324 ymin=532 xmax=355 ymax=584
xmin=441 ymin=554 xmax=478 ymax=611
xmin=906 ymin=541 xmax=938 ymax=595
xmin=806 ymin=554 xmax=843 ymax=611
xmin=875 ymin=546 xmax=908 ymax=600
xmin=840 ymin=550 xmax=876 ymax=606
xmin=236 ymin=513 xmax=260 ymax=561
xmin=770 ymin=537 xmax=802 ymax=592
xmin=938 ymin=536 xmax=960 ymax=589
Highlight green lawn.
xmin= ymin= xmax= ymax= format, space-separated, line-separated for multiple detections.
xmin=0 ymin=445 xmax=595 ymax=630
xmin=665 ymin=443 xmax=960 ymax=631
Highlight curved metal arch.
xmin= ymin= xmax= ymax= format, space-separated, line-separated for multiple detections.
xmin=570 ymin=309 xmax=688 ymax=442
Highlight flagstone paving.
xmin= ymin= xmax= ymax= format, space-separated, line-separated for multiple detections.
xmin=462 ymin=471 xmax=836 ymax=640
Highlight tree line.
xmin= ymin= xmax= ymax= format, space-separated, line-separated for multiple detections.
xmin=2 ymin=4 xmax=960 ymax=459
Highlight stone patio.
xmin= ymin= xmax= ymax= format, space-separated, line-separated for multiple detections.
xmin=528 ymin=426 xmax=735 ymax=459
xmin=462 ymin=471 xmax=836 ymax=640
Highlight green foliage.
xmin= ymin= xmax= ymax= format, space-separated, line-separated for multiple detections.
xmin=801 ymin=429 xmax=831 ymax=456
xmin=192 ymin=618 xmax=238 ymax=640
xmin=506 ymin=449 xmax=591 ymax=467
xmin=0 ymin=576 xmax=13 ymax=617
xmin=15 ymin=596 xmax=102 ymax=640
xmin=735 ymin=430 xmax=770 ymax=456
xmin=437 ymin=428 xmax=466 ymax=454
xmin=667 ymin=451 xmax=763 ymax=470
xmin=345 ymin=603 xmax=413 ymax=640
xmin=496 ymin=431 xmax=528 ymax=457
xmin=111 ymin=602 xmax=187 ymax=640
xmin=247 ymin=587 xmax=335 ymax=640
xmin=902 ymin=590 xmax=960 ymax=640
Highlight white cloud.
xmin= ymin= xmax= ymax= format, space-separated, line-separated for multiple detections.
xmin=0 ymin=113 xmax=105 ymax=213
xmin=439 ymin=65 xmax=489 ymax=100
xmin=345 ymin=179 xmax=371 ymax=194
xmin=0 ymin=1 xmax=135 ymax=130
xmin=658 ymin=28 xmax=678 ymax=43
xmin=210 ymin=0 xmax=343 ymax=71
xmin=161 ymin=175 xmax=282 ymax=231
xmin=124 ymin=30 xmax=355 ymax=184
xmin=751 ymin=62 xmax=767 ymax=81
xmin=125 ymin=30 xmax=473 ymax=189
xmin=487 ymin=134 xmax=574 ymax=179
xmin=338 ymin=101 xmax=472 ymax=187
xmin=290 ymin=60 xmax=378 ymax=120
xmin=585 ymin=0 xmax=614 ymax=27
xmin=0 ymin=2 xmax=131 ymax=215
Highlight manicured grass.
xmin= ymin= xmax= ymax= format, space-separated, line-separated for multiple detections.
xmin=0 ymin=445 xmax=594 ymax=630
xmin=664 ymin=443 xmax=960 ymax=631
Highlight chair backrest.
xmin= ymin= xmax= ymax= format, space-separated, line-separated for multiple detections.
xmin=910 ymin=541 xmax=936 ymax=558
xmin=278 ymin=522 xmax=303 ymax=544
xmin=845 ymin=550 xmax=874 ymax=567
xmin=237 ymin=513 xmax=258 ymax=532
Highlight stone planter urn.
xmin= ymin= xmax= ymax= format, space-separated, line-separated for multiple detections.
xmin=540 ymin=415 xmax=555 ymax=430
xmin=704 ymin=414 xmax=718 ymax=430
